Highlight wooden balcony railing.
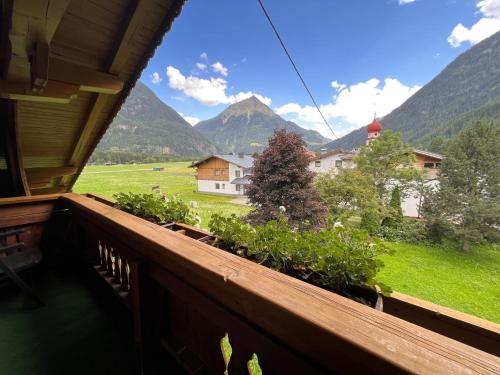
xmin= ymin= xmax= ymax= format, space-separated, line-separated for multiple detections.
xmin=1 ymin=193 xmax=499 ymax=374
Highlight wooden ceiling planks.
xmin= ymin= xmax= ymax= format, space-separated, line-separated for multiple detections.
xmin=0 ymin=0 xmax=185 ymax=196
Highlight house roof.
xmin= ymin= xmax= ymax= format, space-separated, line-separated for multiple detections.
xmin=192 ymin=154 xmax=255 ymax=169
xmin=0 ymin=0 xmax=186 ymax=197
xmin=314 ymin=149 xmax=354 ymax=161
xmin=413 ymin=149 xmax=444 ymax=161
xmin=230 ymin=176 xmax=252 ymax=185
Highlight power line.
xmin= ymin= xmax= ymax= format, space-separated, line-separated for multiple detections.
xmin=256 ymin=0 xmax=338 ymax=139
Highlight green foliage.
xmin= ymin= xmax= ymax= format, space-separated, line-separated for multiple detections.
xmin=209 ymin=214 xmax=254 ymax=251
xmin=355 ymin=130 xmax=422 ymax=200
xmin=423 ymin=122 xmax=500 ymax=249
xmin=209 ymin=214 xmax=391 ymax=295
xmin=220 ymin=334 xmax=263 ymax=375
xmin=382 ymin=186 xmax=404 ymax=228
xmin=376 ymin=219 xmax=427 ymax=243
xmin=220 ymin=333 xmax=232 ymax=375
xmin=113 ymin=192 xmax=197 ymax=225
xmin=247 ymin=354 xmax=263 ymax=375
xmin=315 ymin=169 xmax=382 ymax=232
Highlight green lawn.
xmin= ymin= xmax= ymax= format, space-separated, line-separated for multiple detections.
xmin=73 ymin=162 xmax=251 ymax=227
xmin=377 ymin=242 xmax=500 ymax=323
xmin=75 ymin=162 xmax=500 ymax=323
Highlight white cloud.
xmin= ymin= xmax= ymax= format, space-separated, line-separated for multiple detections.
xmin=331 ymin=80 xmax=346 ymax=91
xmin=150 ymin=72 xmax=162 ymax=85
xmin=166 ymin=66 xmax=271 ymax=106
xmin=211 ymin=61 xmax=229 ymax=76
xmin=200 ymin=52 xmax=208 ymax=60
xmin=275 ymin=78 xmax=420 ymax=138
xmin=448 ymin=0 xmax=500 ymax=47
xmin=398 ymin=0 xmax=415 ymax=5
xmin=178 ymin=112 xmax=200 ymax=126
xmin=195 ymin=62 xmax=207 ymax=71
xmin=478 ymin=0 xmax=500 ymax=18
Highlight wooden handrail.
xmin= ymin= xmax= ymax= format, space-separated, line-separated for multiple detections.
xmin=60 ymin=193 xmax=500 ymax=374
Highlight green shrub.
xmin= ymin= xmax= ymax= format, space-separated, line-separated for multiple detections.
xmin=208 ymin=213 xmax=254 ymax=251
xmin=208 ymin=214 xmax=391 ymax=295
xmin=113 ymin=192 xmax=197 ymax=225
xmin=376 ymin=219 xmax=427 ymax=243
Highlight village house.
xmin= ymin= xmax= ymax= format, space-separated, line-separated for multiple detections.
xmin=309 ymin=149 xmax=356 ymax=174
xmin=310 ymin=118 xmax=444 ymax=217
xmin=192 ymin=154 xmax=254 ymax=195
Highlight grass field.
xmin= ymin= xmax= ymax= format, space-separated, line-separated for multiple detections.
xmin=377 ymin=242 xmax=500 ymax=323
xmin=75 ymin=162 xmax=500 ymax=323
xmin=73 ymin=162 xmax=252 ymax=227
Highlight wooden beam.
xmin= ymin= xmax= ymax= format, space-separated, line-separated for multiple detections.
xmin=26 ymin=166 xmax=77 ymax=180
xmin=30 ymin=41 xmax=49 ymax=91
xmin=30 ymin=185 xmax=67 ymax=195
xmin=6 ymin=0 xmax=70 ymax=83
xmin=0 ymin=99 xmax=29 ymax=197
xmin=0 ymin=0 xmax=13 ymax=79
xmin=49 ymin=58 xmax=124 ymax=94
xmin=0 ymin=79 xmax=79 ymax=103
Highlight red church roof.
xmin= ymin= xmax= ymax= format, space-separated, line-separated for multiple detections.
xmin=367 ymin=119 xmax=383 ymax=133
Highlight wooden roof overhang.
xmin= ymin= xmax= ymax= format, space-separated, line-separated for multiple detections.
xmin=0 ymin=0 xmax=185 ymax=197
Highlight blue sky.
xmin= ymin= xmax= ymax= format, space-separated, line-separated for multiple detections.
xmin=139 ymin=0 xmax=500 ymax=139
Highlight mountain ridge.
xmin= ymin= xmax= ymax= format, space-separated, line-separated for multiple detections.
xmin=325 ymin=31 xmax=500 ymax=150
xmin=97 ymin=82 xmax=218 ymax=157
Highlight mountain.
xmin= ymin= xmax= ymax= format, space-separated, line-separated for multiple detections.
xmin=195 ymin=96 xmax=331 ymax=153
xmin=326 ymin=31 xmax=500 ymax=151
xmin=97 ymin=82 xmax=217 ymax=157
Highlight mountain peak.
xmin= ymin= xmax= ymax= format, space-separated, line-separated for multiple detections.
xmin=221 ymin=95 xmax=276 ymax=119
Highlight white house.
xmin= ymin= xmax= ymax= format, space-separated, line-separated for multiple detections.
xmin=308 ymin=150 xmax=356 ymax=174
xmin=191 ymin=154 xmax=254 ymax=196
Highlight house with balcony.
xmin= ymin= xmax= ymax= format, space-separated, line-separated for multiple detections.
xmin=192 ymin=154 xmax=254 ymax=196
xmin=0 ymin=1 xmax=499 ymax=374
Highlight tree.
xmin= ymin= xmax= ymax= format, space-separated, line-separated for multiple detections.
xmin=354 ymin=130 xmax=422 ymax=201
xmin=427 ymin=136 xmax=447 ymax=154
xmin=246 ymin=129 xmax=327 ymax=229
xmin=382 ymin=186 xmax=403 ymax=227
xmin=315 ymin=169 xmax=383 ymax=232
xmin=423 ymin=122 xmax=500 ymax=250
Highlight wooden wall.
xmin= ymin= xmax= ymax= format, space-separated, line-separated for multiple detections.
xmin=196 ymin=158 xmax=229 ymax=181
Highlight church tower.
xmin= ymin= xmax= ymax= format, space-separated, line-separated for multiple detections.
xmin=366 ymin=117 xmax=383 ymax=144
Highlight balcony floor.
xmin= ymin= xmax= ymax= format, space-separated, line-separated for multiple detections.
xmin=0 ymin=265 xmax=137 ymax=375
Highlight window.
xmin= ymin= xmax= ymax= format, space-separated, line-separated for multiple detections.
xmin=222 ymin=184 xmax=225 ymax=189
xmin=214 ymin=169 xmax=221 ymax=176
xmin=424 ymin=162 xmax=435 ymax=169
xmin=315 ymin=160 xmax=321 ymax=167
xmin=435 ymin=162 xmax=441 ymax=169
xmin=235 ymin=170 xmax=241 ymax=177
xmin=335 ymin=160 xmax=342 ymax=168
xmin=236 ymin=184 xmax=241 ymax=191
xmin=215 ymin=183 xmax=220 ymax=189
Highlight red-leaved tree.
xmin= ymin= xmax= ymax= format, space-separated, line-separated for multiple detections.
xmin=246 ymin=129 xmax=327 ymax=229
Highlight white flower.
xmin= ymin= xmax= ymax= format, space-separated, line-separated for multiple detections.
xmin=333 ymin=221 xmax=344 ymax=228
xmin=279 ymin=206 xmax=286 ymax=213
